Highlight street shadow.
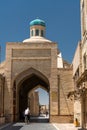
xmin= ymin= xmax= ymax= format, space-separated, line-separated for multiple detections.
xmin=30 ymin=116 xmax=49 ymax=123
xmin=0 ymin=123 xmax=23 ymax=130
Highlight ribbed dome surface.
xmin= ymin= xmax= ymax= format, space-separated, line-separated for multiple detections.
xmin=30 ymin=19 xmax=46 ymax=27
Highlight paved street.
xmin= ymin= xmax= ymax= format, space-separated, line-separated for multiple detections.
xmin=0 ymin=123 xmax=82 ymax=130
xmin=0 ymin=123 xmax=57 ymax=130
xmin=53 ymin=123 xmax=82 ymax=130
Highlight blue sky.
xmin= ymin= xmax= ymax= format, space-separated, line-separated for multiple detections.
xmin=0 ymin=0 xmax=81 ymax=105
xmin=37 ymin=88 xmax=49 ymax=105
xmin=0 ymin=0 xmax=80 ymax=63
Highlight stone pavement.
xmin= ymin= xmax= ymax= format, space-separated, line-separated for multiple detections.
xmin=53 ymin=123 xmax=82 ymax=130
xmin=0 ymin=122 xmax=82 ymax=130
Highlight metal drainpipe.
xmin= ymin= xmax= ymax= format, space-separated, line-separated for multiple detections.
xmin=57 ymin=75 xmax=60 ymax=115
xmin=2 ymin=77 xmax=5 ymax=117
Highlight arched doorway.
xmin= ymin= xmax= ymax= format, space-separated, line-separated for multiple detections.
xmin=13 ymin=68 xmax=50 ymax=122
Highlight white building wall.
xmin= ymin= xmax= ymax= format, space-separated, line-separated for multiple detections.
xmin=72 ymin=42 xmax=80 ymax=76
xmin=74 ymin=100 xmax=81 ymax=125
xmin=82 ymin=40 xmax=87 ymax=72
xmin=57 ymin=53 xmax=63 ymax=68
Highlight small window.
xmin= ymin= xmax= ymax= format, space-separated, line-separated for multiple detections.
xmin=35 ymin=29 xmax=39 ymax=36
xmin=82 ymin=0 xmax=84 ymax=9
xmin=41 ymin=30 xmax=44 ymax=37
xmin=83 ymin=53 xmax=86 ymax=70
xmin=31 ymin=30 xmax=33 ymax=36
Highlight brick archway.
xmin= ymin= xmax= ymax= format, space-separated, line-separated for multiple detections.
xmin=13 ymin=67 xmax=50 ymax=121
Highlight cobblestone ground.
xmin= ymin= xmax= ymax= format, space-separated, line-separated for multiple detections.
xmin=0 ymin=123 xmax=82 ymax=130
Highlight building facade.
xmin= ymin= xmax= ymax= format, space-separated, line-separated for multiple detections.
xmin=72 ymin=0 xmax=87 ymax=129
xmin=0 ymin=18 xmax=74 ymax=124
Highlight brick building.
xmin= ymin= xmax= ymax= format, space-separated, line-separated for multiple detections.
xmin=0 ymin=18 xmax=74 ymax=123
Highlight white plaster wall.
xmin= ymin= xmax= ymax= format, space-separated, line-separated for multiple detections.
xmin=72 ymin=42 xmax=80 ymax=76
xmin=82 ymin=40 xmax=87 ymax=72
xmin=57 ymin=53 xmax=63 ymax=68
xmin=74 ymin=100 xmax=81 ymax=125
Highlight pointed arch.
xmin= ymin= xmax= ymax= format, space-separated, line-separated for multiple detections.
xmin=14 ymin=67 xmax=50 ymax=90
xmin=12 ymin=67 xmax=50 ymax=121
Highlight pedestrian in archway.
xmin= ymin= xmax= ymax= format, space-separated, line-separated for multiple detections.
xmin=46 ymin=111 xmax=48 ymax=117
xmin=24 ymin=107 xmax=30 ymax=124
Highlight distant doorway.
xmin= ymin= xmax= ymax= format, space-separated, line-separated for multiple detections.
xmin=28 ymin=87 xmax=49 ymax=122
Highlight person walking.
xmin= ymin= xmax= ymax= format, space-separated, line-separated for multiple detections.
xmin=24 ymin=107 xmax=30 ymax=124
xmin=46 ymin=111 xmax=48 ymax=117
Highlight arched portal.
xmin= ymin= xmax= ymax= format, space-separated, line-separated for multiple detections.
xmin=13 ymin=68 xmax=50 ymax=122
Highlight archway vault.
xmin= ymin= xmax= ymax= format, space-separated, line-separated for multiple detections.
xmin=14 ymin=67 xmax=49 ymax=87
xmin=13 ymin=67 xmax=50 ymax=121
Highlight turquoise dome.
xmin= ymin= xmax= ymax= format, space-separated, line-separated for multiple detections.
xmin=30 ymin=19 xmax=46 ymax=27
